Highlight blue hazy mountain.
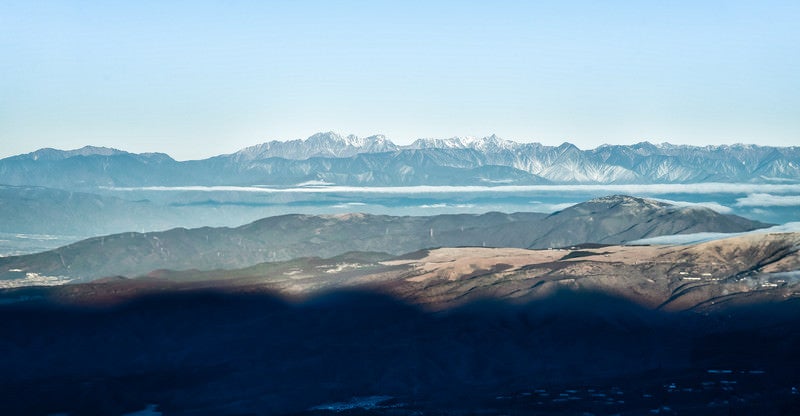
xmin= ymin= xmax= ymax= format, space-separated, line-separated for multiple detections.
xmin=2 ymin=132 xmax=799 ymax=189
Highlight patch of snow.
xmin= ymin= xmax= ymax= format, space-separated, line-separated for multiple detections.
xmin=652 ymin=198 xmax=733 ymax=214
xmin=627 ymin=221 xmax=800 ymax=246
xmin=0 ymin=273 xmax=73 ymax=289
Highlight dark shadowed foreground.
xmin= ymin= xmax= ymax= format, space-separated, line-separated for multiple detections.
xmin=2 ymin=290 xmax=799 ymax=415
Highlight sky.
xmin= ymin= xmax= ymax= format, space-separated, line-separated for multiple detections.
xmin=1 ymin=0 xmax=798 ymax=160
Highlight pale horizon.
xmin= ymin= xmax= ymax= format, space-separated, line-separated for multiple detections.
xmin=2 ymin=1 xmax=798 ymax=160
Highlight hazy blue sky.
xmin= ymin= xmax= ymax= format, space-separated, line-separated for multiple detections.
xmin=2 ymin=1 xmax=798 ymax=160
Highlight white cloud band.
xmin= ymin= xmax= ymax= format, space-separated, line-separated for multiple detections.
xmin=735 ymin=193 xmax=800 ymax=207
xmin=102 ymin=183 xmax=800 ymax=195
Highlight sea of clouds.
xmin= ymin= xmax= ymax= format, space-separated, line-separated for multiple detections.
xmin=104 ymin=183 xmax=800 ymax=195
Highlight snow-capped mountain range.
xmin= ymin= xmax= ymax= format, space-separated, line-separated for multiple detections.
xmin=227 ymin=132 xmax=800 ymax=184
xmin=232 ymin=132 xmax=399 ymax=161
xmin=2 ymin=132 xmax=799 ymax=188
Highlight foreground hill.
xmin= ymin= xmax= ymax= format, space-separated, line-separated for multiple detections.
xmin=1 ymin=232 xmax=799 ymax=415
xmin=3 ymin=133 xmax=799 ymax=187
xmin=0 ymin=195 xmax=768 ymax=284
xmin=12 ymin=232 xmax=798 ymax=313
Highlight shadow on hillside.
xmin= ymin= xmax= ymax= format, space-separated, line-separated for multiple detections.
xmin=1 ymin=289 xmax=799 ymax=415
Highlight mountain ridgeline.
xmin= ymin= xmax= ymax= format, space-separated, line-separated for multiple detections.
xmin=2 ymin=132 xmax=799 ymax=189
xmin=0 ymin=196 xmax=768 ymax=283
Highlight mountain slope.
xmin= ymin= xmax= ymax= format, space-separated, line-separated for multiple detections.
xmin=17 ymin=232 xmax=798 ymax=313
xmin=525 ymin=195 xmax=764 ymax=248
xmin=0 ymin=196 xmax=768 ymax=283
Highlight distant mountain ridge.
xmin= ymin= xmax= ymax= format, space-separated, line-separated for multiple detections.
xmin=15 ymin=145 xmax=172 ymax=162
xmin=0 ymin=195 xmax=768 ymax=283
xmin=2 ymin=132 xmax=799 ymax=188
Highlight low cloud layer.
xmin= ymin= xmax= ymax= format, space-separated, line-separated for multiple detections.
xmin=104 ymin=183 xmax=800 ymax=195
xmin=735 ymin=193 xmax=800 ymax=207
xmin=419 ymin=203 xmax=476 ymax=209
xmin=330 ymin=202 xmax=368 ymax=208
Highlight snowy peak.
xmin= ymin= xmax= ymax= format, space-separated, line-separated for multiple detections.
xmin=222 ymin=133 xmax=800 ymax=183
xmin=587 ymin=195 xmax=669 ymax=209
xmin=408 ymin=135 xmax=521 ymax=152
xmin=233 ymin=132 xmax=398 ymax=161
xmin=553 ymin=195 xmax=672 ymax=218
